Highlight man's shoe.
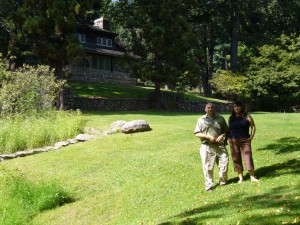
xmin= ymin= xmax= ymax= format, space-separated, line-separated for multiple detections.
xmin=219 ymin=181 xmax=226 ymax=186
xmin=206 ymin=187 xmax=213 ymax=192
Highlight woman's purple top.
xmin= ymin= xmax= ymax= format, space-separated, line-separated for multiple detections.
xmin=229 ymin=115 xmax=250 ymax=139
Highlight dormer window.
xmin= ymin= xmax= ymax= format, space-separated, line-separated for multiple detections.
xmin=97 ymin=37 xmax=112 ymax=47
xmin=79 ymin=34 xmax=86 ymax=43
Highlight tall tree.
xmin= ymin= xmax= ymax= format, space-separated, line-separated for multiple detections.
xmin=107 ymin=0 xmax=196 ymax=108
xmin=7 ymin=0 xmax=102 ymax=109
xmin=0 ymin=0 xmax=24 ymax=56
xmin=190 ymin=0 xmax=230 ymax=95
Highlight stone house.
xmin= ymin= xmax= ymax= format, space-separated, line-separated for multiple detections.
xmin=69 ymin=17 xmax=139 ymax=85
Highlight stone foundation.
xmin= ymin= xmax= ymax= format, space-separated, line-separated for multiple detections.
xmin=69 ymin=67 xmax=136 ymax=85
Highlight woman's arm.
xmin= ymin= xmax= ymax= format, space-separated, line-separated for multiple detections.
xmin=247 ymin=114 xmax=256 ymax=140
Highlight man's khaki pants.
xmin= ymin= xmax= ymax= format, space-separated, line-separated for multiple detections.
xmin=200 ymin=143 xmax=229 ymax=190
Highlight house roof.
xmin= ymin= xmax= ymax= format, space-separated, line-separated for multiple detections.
xmin=77 ymin=23 xmax=117 ymax=36
xmin=90 ymin=25 xmax=117 ymax=35
xmin=83 ymin=46 xmax=140 ymax=60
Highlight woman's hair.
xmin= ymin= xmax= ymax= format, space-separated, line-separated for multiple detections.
xmin=230 ymin=100 xmax=247 ymax=119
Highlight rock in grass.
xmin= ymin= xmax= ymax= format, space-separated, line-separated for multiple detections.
xmin=110 ymin=120 xmax=127 ymax=133
xmin=53 ymin=141 xmax=70 ymax=150
xmin=76 ymin=134 xmax=95 ymax=141
xmin=122 ymin=120 xmax=151 ymax=134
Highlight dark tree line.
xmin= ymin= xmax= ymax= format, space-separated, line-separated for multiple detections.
xmin=1 ymin=0 xmax=300 ymax=109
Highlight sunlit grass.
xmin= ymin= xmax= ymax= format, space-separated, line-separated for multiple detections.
xmin=0 ymin=110 xmax=84 ymax=154
xmin=0 ymin=170 xmax=74 ymax=225
xmin=69 ymin=81 xmax=224 ymax=102
xmin=0 ymin=111 xmax=299 ymax=224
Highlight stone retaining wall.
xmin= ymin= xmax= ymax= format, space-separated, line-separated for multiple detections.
xmin=69 ymin=67 xmax=136 ymax=85
xmin=67 ymin=97 xmax=151 ymax=111
xmin=176 ymin=101 xmax=232 ymax=113
xmin=65 ymin=92 xmax=232 ymax=112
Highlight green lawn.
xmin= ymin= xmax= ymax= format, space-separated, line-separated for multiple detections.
xmin=0 ymin=111 xmax=299 ymax=225
xmin=69 ymin=82 xmax=225 ymax=102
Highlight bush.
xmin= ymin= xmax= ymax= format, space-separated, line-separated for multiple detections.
xmin=209 ymin=70 xmax=251 ymax=101
xmin=0 ymin=57 xmax=63 ymax=116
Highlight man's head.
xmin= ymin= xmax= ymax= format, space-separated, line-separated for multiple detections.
xmin=205 ymin=103 xmax=216 ymax=117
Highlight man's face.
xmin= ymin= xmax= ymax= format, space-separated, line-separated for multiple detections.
xmin=205 ymin=103 xmax=215 ymax=117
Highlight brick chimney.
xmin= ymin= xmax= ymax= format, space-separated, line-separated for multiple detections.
xmin=94 ymin=17 xmax=110 ymax=30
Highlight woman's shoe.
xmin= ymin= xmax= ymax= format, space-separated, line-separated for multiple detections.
xmin=250 ymin=176 xmax=259 ymax=182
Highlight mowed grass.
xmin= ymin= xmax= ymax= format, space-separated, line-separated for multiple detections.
xmin=0 ymin=111 xmax=299 ymax=225
xmin=69 ymin=82 xmax=224 ymax=102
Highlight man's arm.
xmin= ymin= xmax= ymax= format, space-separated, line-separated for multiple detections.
xmin=216 ymin=116 xmax=228 ymax=143
xmin=195 ymin=132 xmax=217 ymax=143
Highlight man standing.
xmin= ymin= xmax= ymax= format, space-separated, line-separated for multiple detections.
xmin=194 ymin=102 xmax=229 ymax=191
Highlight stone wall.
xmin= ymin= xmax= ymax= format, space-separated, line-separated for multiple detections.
xmin=69 ymin=67 xmax=136 ymax=85
xmin=67 ymin=96 xmax=151 ymax=111
xmin=176 ymin=101 xmax=233 ymax=113
xmin=65 ymin=91 xmax=232 ymax=112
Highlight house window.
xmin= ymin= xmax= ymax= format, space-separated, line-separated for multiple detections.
xmin=97 ymin=37 xmax=112 ymax=47
xmin=107 ymin=39 xmax=112 ymax=47
xmin=79 ymin=34 xmax=86 ymax=43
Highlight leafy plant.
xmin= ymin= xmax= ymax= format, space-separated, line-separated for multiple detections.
xmin=247 ymin=34 xmax=300 ymax=106
xmin=0 ymin=57 xmax=63 ymax=116
xmin=210 ymin=70 xmax=251 ymax=101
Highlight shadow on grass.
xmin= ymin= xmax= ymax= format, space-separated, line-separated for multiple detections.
xmin=159 ymin=184 xmax=300 ymax=225
xmin=257 ymin=137 xmax=300 ymax=154
xmin=159 ymin=157 xmax=300 ymax=225
xmin=255 ymin=158 xmax=300 ymax=178
xmin=225 ymin=158 xmax=300 ymax=184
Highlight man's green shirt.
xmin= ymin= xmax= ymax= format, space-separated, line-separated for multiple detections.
xmin=194 ymin=114 xmax=228 ymax=144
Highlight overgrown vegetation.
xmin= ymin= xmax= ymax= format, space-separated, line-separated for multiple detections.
xmin=0 ymin=57 xmax=63 ymax=116
xmin=0 ymin=58 xmax=84 ymax=154
xmin=0 ymin=170 xmax=74 ymax=225
xmin=0 ymin=109 xmax=84 ymax=154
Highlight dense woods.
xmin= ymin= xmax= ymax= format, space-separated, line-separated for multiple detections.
xmin=0 ymin=0 xmax=299 ymax=110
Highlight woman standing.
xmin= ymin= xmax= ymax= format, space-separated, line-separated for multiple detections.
xmin=228 ymin=100 xmax=259 ymax=183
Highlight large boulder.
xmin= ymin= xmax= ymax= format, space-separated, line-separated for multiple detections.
xmin=122 ymin=120 xmax=151 ymax=134
xmin=110 ymin=120 xmax=127 ymax=133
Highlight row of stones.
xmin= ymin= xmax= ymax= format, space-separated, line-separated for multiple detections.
xmin=0 ymin=119 xmax=151 ymax=161
xmin=0 ymin=134 xmax=95 ymax=162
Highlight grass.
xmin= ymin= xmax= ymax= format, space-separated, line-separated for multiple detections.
xmin=0 ymin=111 xmax=299 ymax=225
xmin=0 ymin=170 xmax=74 ymax=225
xmin=0 ymin=110 xmax=84 ymax=154
xmin=69 ymin=82 xmax=225 ymax=102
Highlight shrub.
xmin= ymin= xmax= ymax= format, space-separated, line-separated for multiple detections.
xmin=209 ymin=70 xmax=251 ymax=101
xmin=0 ymin=57 xmax=63 ymax=116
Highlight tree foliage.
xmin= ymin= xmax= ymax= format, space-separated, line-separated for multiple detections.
xmin=209 ymin=70 xmax=251 ymax=101
xmin=247 ymin=34 xmax=300 ymax=105
xmin=106 ymin=0 xmax=197 ymax=107
xmin=1 ymin=0 xmax=102 ymax=109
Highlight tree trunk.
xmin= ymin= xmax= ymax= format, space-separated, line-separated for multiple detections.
xmin=154 ymin=81 xmax=161 ymax=109
xmin=206 ymin=46 xmax=214 ymax=96
xmin=223 ymin=50 xmax=229 ymax=70
xmin=55 ymin=57 xmax=65 ymax=110
xmin=230 ymin=0 xmax=238 ymax=73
